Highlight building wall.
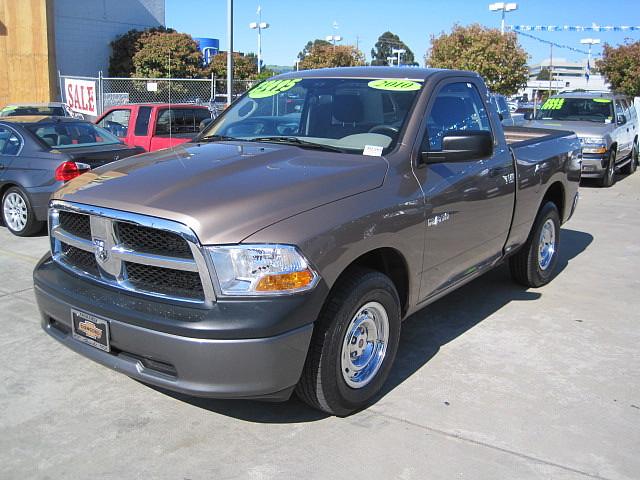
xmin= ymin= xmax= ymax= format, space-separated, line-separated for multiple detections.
xmin=54 ymin=0 xmax=165 ymax=77
xmin=0 ymin=0 xmax=57 ymax=106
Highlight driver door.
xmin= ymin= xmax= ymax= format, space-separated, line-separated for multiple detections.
xmin=413 ymin=80 xmax=515 ymax=301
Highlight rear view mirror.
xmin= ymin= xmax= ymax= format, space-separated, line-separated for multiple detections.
xmin=421 ymin=131 xmax=493 ymax=163
xmin=523 ymin=112 xmax=533 ymax=120
xmin=617 ymin=114 xmax=627 ymax=126
xmin=199 ymin=118 xmax=214 ymax=132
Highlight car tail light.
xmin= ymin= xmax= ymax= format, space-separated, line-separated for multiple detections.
xmin=54 ymin=161 xmax=90 ymax=182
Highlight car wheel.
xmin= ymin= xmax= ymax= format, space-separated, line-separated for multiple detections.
xmin=1 ymin=186 xmax=43 ymax=236
xmin=598 ymin=150 xmax=616 ymax=187
xmin=622 ymin=140 xmax=638 ymax=175
xmin=509 ymin=202 xmax=561 ymax=288
xmin=296 ymin=268 xmax=401 ymax=416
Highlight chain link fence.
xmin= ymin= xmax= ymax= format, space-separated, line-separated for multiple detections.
xmin=59 ymin=73 xmax=257 ymax=119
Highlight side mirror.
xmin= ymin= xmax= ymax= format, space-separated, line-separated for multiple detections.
xmin=421 ymin=131 xmax=493 ymax=164
xmin=199 ymin=117 xmax=214 ymax=132
xmin=617 ymin=114 xmax=627 ymax=126
xmin=523 ymin=112 xmax=533 ymax=120
xmin=498 ymin=112 xmax=504 ymax=121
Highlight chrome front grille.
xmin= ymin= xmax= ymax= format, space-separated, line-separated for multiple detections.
xmin=49 ymin=200 xmax=215 ymax=305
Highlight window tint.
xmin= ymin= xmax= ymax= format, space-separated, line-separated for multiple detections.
xmin=155 ymin=108 xmax=210 ymax=135
xmin=134 ymin=106 xmax=152 ymax=136
xmin=98 ymin=109 xmax=130 ymax=138
xmin=27 ymin=122 xmax=120 ymax=148
xmin=0 ymin=126 xmax=22 ymax=155
xmin=425 ymin=82 xmax=491 ymax=151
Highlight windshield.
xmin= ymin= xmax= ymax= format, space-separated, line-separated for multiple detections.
xmin=535 ymin=97 xmax=615 ymax=123
xmin=202 ymin=77 xmax=423 ymax=154
xmin=0 ymin=106 xmax=66 ymax=117
xmin=27 ymin=122 xmax=121 ymax=149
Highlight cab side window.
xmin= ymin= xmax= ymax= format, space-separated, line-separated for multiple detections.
xmin=0 ymin=126 xmax=22 ymax=155
xmin=99 ymin=109 xmax=130 ymax=138
xmin=425 ymin=82 xmax=491 ymax=151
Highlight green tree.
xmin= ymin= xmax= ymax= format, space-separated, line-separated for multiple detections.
xmin=425 ymin=24 xmax=529 ymax=95
xmin=132 ymin=31 xmax=203 ymax=78
xmin=203 ymin=52 xmax=259 ymax=79
xmin=108 ymin=27 xmax=175 ymax=77
xmin=371 ymin=31 xmax=416 ymax=66
xmin=298 ymin=44 xmax=366 ymax=70
xmin=597 ymin=40 xmax=640 ymax=96
xmin=298 ymin=39 xmax=332 ymax=61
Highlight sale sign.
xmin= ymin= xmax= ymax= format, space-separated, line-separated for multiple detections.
xmin=64 ymin=78 xmax=98 ymax=116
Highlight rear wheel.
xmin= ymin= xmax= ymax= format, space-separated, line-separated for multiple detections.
xmin=296 ymin=268 xmax=401 ymax=416
xmin=2 ymin=186 xmax=43 ymax=237
xmin=509 ymin=202 xmax=561 ymax=288
xmin=621 ymin=140 xmax=638 ymax=175
xmin=598 ymin=150 xmax=617 ymax=187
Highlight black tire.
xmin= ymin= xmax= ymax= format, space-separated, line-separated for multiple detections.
xmin=1 ymin=186 xmax=43 ymax=237
xmin=621 ymin=140 xmax=638 ymax=175
xmin=509 ymin=202 xmax=561 ymax=288
xmin=598 ymin=150 xmax=617 ymax=187
xmin=296 ymin=268 xmax=401 ymax=416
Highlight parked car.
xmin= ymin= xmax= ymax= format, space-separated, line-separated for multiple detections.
xmin=526 ymin=91 xmax=639 ymax=187
xmin=36 ymin=67 xmax=581 ymax=415
xmin=0 ymin=116 xmax=143 ymax=236
xmin=0 ymin=102 xmax=81 ymax=119
xmin=490 ymin=93 xmax=525 ymax=126
xmin=96 ymin=103 xmax=212 ymax=152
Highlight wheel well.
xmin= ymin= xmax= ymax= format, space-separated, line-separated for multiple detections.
xmin=341 ymin=248 xmax=410 ymax=316
xmin=0 ymin=183 xmax=16 ymax=201
xmin=541 ymin=181 xmax=565 ymax=219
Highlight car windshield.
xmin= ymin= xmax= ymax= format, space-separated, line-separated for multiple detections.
xmin=0 ymin=106 xmax=66 ymax=117
xmin=535 ymin=97 xmax=615 ymax=123
xmin=26 ymin=122 xmax=121 ymax=149
xmin=201 ymin=77 xmax=423 ymax=154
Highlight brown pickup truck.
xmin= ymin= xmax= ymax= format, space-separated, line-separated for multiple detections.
xmin=35 ymin=67 xmax=581 ymax=416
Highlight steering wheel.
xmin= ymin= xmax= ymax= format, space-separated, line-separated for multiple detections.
xmin=368 ymin=125 xmax=399 ymax=136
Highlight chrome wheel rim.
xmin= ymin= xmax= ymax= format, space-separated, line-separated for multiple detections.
xmin=538 ymin=219 xmax=556 ymax=271
xmin=3 ymin=192 xmax=28 ymax=232
xmin=341 ymin=301 xmax=389 ymax=389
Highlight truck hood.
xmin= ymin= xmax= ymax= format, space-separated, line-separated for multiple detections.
xmin=53 ymin=141 xmax=388 ymax=244
xmin=525 ymin=120 xmax=613 ymax=140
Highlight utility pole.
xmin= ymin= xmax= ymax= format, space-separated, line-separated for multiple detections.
xmin=227 ymin=0 xmax=233 ymax=106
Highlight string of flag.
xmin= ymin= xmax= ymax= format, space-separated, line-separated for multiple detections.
xmin=508 ymin=24 xmax=640 ymax=32
xmin=513 ymin=30 xmax=593 ymax=55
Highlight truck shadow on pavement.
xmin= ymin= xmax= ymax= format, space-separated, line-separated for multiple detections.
xmin=150 ymin=228 xmax=593 ymax=423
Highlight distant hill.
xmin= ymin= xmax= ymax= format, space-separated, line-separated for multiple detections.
xmin=266 ymin=65 xmax=294 ymax=74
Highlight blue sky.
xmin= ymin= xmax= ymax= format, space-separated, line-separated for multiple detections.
xmin=166 ymin=0 xmax=640 ymax=67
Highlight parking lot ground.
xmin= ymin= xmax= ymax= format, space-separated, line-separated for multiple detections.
xmin=0 ymin=174 xmax=639 ymax=480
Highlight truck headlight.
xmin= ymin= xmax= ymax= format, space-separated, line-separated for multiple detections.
xmin=207 ymin=244 xmax=319 ymax=295
xmin=580 ymin=137 xmax=607 ymax=154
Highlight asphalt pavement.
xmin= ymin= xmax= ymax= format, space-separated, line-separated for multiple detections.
xmin=0 ymin=174 xmax=638 ymax=479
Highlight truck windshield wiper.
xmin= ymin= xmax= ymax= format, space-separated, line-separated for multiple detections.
xmin=199 ymin=135 xmax=240 ymax=142
xmin=248 ymin=136 xmax=347 ymax=153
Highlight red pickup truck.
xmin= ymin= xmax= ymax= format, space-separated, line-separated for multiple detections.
xmin=96 ymin=103 xmax=212 ymax=152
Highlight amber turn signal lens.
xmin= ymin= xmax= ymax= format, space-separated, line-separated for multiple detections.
xmin=582 ymin=147 xmax=607 ymax=154
xmin=255 ymin=269 xmax=315 ymax=292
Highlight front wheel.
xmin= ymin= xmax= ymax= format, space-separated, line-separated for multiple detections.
xmin=296 ymin=268 xmax=401 ymax=416
xmin=509 ymin=202 xmax=561 ymax=288
xmin=598 ymin=150 xmax=617 ymax=187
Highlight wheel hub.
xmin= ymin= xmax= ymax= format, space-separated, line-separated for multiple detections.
xmin=3 ymin=192 xmax=28 ymax=232
xmin=538 ymin=219 xmax=556 ymax=271
xmin=341 ymin=302 xmax=389 ymax=389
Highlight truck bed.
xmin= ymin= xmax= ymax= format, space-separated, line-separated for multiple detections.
xmin=504 ymin=126 xmax=576 ymax=147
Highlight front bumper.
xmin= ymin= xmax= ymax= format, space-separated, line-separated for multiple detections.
xmin=580 ymin=153 xmax=608 ymax=178
xmin=35 ymin=255 xmax=324 ymax=400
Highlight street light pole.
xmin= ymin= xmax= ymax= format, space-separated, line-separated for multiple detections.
xmin=249 ymin=6 xmax=269 ymax=74
xmin=391 ymin=48 xmax=406 ymax=66
xmin=580 ymin=38 xmax=600 ymax=83
xmin=227 ymin=0 xmax=233 ymax=107
xmin=489 ymin=2 xmax=518 ymax=35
